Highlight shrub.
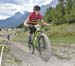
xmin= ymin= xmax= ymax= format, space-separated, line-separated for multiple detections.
xmin=53 ymin=17 xmax=66 ymax=25
xmin=67 ymin=17 xmax=75 ymax=24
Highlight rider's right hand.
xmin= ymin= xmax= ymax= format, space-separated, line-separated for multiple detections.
xmin=24 ymin=22 xmax=29 ymax=27
xmin=25 ymin=24 xmax=29 ymax=27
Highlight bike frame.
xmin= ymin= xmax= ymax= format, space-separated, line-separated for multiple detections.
xmin=32 ymin=27 xmax=42 ymax=48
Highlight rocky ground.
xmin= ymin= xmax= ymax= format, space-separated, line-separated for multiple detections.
xmin=2 ymin=40 xmax=75 ymax=66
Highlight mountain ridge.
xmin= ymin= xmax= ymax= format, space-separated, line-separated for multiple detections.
xmin=0 ymin=0 xmax=58 ymax=28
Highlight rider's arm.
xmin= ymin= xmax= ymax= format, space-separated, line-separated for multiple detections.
xmin=24 ymin=16 xmax=30 ymax=27
xmin=41 ymin=19 xmax=49 ymax=26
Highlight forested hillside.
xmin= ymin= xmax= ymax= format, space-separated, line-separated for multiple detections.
xmin=45 ymin=0 xmax=75 ymax=25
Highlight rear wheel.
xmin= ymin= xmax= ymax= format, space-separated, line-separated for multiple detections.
xmin=38 ymin=33 xmax=51 ymax=62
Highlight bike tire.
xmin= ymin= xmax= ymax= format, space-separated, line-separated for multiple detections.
xmin=38 ymin=33 xmax=51 ymax=62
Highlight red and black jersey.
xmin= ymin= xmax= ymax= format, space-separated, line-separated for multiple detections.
xmin=28 ymin=12 xmax=42 ymax=25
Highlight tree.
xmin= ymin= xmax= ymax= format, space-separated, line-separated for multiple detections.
xmin=45 ymin=0 xmax=66 ymax=25
xmin=44 ymin=0 xmax=75 ymax=25
xmin=17 ymin=24 xmax=24 ymax=28
xmin=53 ymin=0 xmax=65 ymax=25
xmin=65 ymin=0 xmax=73 ymax=23
xmin=71 ymin=0 xmax=75 ymax=17
xmin=44 ymin=7 xmax=53 ymax=23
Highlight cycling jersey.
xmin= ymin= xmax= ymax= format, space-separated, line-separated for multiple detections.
xmin=28 ymin=12 xmax=42 ymax=25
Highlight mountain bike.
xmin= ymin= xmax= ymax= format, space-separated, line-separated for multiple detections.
xmin=28 ymin=24 xmax=51 ymax=62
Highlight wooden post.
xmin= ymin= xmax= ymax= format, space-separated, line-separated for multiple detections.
xmin=0 ymin=45 xmax=5 ymax=66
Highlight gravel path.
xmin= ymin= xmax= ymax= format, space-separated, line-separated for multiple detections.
xmin=5 ymin=40 xmax=75 ymax=66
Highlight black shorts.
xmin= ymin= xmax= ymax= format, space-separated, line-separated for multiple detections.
xmin=28 ymin=25 xmax=36 ymax=34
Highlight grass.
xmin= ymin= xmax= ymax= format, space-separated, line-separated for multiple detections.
xmin=13 ymin=23 xmax=75 ymax=46
xmin=2 ymin=46 xmax=22 ymax=66
xmin=0 ymin=39 xmax=6 ymax=52
xmin=12 ymin=31 xmax=29 ymax=43
xmin=0 ymin=29 xmax=22 ymax=65
xmin=12 ymin=23 xmax=75 ymax=59
xmin=0 ymin=39 xmax=21 ymax=66
xmin=47 ymin=24 xmax=75 ymax=46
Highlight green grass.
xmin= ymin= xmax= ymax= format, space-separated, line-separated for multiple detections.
xmin=13 ymin=23 xmax=75 ymax=46
xmin=47 ymin=24 xmax=75 ymax=44
xmin=12 ymin=31 xmax=28 ymax=43
xmin=2 ymin=46 xmax=22 ymax=66
xmin=0 ymin=39 xmax=6 ymax=52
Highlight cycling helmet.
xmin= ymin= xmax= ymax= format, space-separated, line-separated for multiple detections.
xmin=33 ymin=5 xmax=41 ymax=11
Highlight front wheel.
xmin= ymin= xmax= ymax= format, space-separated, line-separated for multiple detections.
xmin=38 ymin=33 xmax=51 ymax=62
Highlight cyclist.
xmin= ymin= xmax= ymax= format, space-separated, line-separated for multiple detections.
xmin=24 ymin=5 xmax=49 ymax=50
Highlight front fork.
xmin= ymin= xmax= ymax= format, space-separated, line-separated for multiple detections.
xmin=32 ymin=32 xmax=39 ymax=48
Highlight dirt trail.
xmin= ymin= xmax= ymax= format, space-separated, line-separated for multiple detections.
xmin=5 ymin=40 xmax=75 ymax=66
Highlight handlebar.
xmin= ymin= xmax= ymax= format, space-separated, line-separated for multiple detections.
xmin=28 ymin=24 xmax=49 ymax=32
xmin=28 ymin=24 xmax=49 ymax=29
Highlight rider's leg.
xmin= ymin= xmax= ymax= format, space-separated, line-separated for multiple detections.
xmin=28 ymin=25 xmax=36 ymax=53
xmin=28 ymin=31 xmax=33 ymax=49
xmin=28 ymin=26 xmax=36 ymax=45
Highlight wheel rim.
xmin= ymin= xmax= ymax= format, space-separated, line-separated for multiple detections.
xmin=39 ymin=36 xmax=51 ymax=61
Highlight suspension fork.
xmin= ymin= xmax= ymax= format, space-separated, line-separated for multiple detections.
xmin=32 ymin=32 xmax=39 ymax=48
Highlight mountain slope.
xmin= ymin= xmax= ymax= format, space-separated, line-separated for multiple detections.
xmin=0 ymin=0 xmax=58 ymax=28
xmin=0 ymin=11 xmax=29 ymax=28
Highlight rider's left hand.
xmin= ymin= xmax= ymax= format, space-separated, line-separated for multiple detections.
xmin=46 ymin=24 xmax=49 ymax=26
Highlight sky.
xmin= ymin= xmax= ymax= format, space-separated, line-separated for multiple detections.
xmin=0 ymin=0 xmax=54 ymax=20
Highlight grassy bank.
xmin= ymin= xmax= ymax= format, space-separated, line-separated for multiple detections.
xmin=12 ymin=31 xmax=28 ymax=43
xmin=1 ymin=46 xmax=21 ymax=66
xmin=0 ymin=37 xmax=21 ymax=66
xmin=48 ymin=24 xmax=75 ymax=46
xmin=13 ymin=23 xmax=75 ymax=46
